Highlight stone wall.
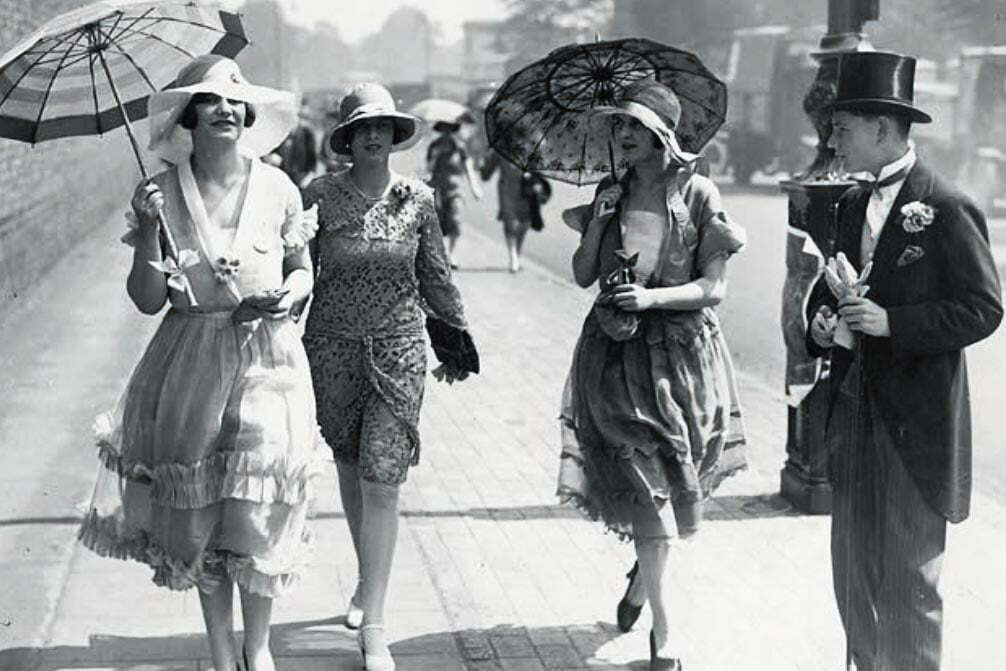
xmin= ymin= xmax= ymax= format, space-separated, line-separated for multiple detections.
xmin=0 ymin=1 xmax=136 ymax=317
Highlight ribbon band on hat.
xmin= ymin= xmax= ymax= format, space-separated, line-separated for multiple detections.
xmin=325 ymin=82 xmax=425 ymax=158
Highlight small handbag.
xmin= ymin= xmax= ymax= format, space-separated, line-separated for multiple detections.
xmin=593 ymin=249 xmax=641 ymax=341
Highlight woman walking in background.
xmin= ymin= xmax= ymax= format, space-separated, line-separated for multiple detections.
xmin=79 ymin=55 xmax=320 ymax=671
xmin=479 ymin=149 xmax=552 ymax=273
xmin=557 ymin=80 xmax=747 ymax=670
xmin=302 ymin=83 xmax=479 ymax=671
xmin=426 ymin=114 xmax=483 ymax=268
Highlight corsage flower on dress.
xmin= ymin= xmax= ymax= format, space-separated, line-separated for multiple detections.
xmin=213 ymin=256 xmax=241 ymax=283
xmin=391 ymin=181 xmax=412 ymax=212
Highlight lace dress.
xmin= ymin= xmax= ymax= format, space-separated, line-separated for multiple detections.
xmin=78 ymin=159 xmax=321 ymax=596
xmin=557 ymin=168 xmax=748 ymax=541
xmin=302 ymin=170 xmax=467 ymax=485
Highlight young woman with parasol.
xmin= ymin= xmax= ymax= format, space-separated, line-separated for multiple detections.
xmin=486 ymin=39 xmax=747 ymax=670
xmin=78 ymin=55 xmax=320 ymax=671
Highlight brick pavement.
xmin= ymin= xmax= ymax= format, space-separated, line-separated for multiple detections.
xmin=2 ymin=214 xmax=1006 ymax=671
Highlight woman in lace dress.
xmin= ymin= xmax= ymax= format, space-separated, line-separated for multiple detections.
xmin=302 ymin=83 xmax=479 ymax=671
xmin=78 ymin=56 xmax=320 ymax=671
xmin=557 ymin=80 xmax=747 ymax=671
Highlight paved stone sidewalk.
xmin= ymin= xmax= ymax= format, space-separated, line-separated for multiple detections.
xmin=3 ymin=216 xmax=1005 ymax=671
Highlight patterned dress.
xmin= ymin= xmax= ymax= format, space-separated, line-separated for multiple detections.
xmin=302 ymin=170 xmax=467 ymax=485
xmin=427 ymin=133 xmax=469 ymax=237
xmin=558 ymin=168 xmax=748 ymax=540
xmin=79 ymin=159 xmax=320 ymax=596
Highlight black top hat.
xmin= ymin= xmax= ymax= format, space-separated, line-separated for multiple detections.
xmin=832 ymin=51 xmax=932 ymax=124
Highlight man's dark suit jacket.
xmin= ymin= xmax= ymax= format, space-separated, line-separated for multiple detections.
xmin=805 ymin=161 xmax=1003 ymax=523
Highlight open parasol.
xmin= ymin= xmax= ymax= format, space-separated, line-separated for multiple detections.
xmin=484 ymin=37 xmax=727 ymax=186
xmin=408 ymin=98 xmax=472 ymax=126
xmin=0 ymin=0 xmax=249 ymax=303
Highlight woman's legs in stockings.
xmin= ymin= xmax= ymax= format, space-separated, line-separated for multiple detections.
xmin=359 ymin=479 xmax=400 ymax=626
xmin=239 ymin=587 xmax=275 ymax=671
xmin=503 ymin=217 xmax=529 ymax=273
xmin=199 ymin=578 xmax=277 ymax=671
xmin=633 ymin=506 xmax=677 ymax=656
xmin=200 ymin=580 xmax=238 ymax=671
xmin=337 ymin=462 xmax=364 ymax=606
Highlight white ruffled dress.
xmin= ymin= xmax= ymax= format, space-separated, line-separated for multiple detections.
xmin=78 ymin=158 xmax=321 ymax=597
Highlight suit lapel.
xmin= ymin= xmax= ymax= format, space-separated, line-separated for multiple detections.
xmin=867 ymin=162 xmax=936 ymax=288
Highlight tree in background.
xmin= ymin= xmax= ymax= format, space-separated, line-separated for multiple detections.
xmin=499 ymin=0 xmax=614 ymax=68
xmin=234 ymin=0 xmax=352 ymax=90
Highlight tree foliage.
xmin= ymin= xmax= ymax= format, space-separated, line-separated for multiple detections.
xmin=499 ymin=0 xmax=615 ymax=64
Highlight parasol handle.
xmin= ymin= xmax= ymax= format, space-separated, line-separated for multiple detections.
xmin=607 ymin=138 xmax=618 ymax=180
xmin=95 ymin=48 xmax=197 ymax=307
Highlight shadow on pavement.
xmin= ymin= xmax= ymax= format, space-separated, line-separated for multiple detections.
xmin=452 ymin=265 xmax=513 ymax=274
xmin=0 ymin=495 xmax=801 ymax=532
xmin=1 ymin=618 xmax=642 ymax=670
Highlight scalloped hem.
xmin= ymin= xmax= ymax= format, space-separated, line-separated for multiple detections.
xmin=96 ymin=443 xmax=319 ymax=510
xmin=78 ymin=509 xmax=310 ymax=598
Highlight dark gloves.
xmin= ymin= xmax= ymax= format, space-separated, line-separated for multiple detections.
xmin=425 ymin=316 xmax=480 ymax=376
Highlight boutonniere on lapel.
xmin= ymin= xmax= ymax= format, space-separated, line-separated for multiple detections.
xmin=897 ymin=201 xmax=935 ymax=266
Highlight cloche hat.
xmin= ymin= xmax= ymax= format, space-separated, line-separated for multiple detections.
xmin=326 ymin=82 xmax=425 ymax=157
xmin=590 ymin=79 xmax=700 ymax=164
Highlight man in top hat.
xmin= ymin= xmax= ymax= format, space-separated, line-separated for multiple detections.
xmin=805 ymin=51 xmax=1002 ymax=671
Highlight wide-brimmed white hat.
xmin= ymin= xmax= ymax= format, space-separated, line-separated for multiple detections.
xmin=147 ymin=55 xmax=297 ymax=163
xmin=326 ymin=82 xmax=425 ymax=158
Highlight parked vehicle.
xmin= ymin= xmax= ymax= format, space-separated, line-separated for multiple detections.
xmin=720 ymin=25 xmax=820 ymax=184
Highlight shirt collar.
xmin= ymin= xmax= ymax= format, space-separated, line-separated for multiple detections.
xmin=876 ymin=146 xmax=916 ymax=185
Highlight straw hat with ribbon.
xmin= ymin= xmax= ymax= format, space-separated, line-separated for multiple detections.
xmin=326 ymin=82 xmax=425 ymax=157
xmin=148 ymin=54 xmax=298 ymax=163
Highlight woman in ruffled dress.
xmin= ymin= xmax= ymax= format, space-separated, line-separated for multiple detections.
xmin=78 ymin=55 xmax=320 ymax=671
xmin=557 ymin=80 xmax=747 ymax=671
xmin=301 ymin=83 xmax=479 ymax=671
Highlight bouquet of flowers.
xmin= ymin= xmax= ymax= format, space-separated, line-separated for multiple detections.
xmin=823 ymin=252 xmax=872 ymax=349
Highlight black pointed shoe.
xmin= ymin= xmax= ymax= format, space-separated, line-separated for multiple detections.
xmin=616 ymin=562 xmax=643 ymax=632
xmin=649 ymin=630 xmax=682 ymax=671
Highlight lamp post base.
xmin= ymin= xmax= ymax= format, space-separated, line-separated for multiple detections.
xmin=780 ymin=463 xmax=833 ymax=515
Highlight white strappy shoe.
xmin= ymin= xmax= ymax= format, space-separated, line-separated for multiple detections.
xmin=345 ymin=595 xmax=364 ymax=630
xmin=359 ymin=624 xmax=395 ymax=671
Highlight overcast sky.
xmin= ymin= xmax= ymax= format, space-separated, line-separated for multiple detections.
xmin=226 ymin=0 xmax=510 ymax=43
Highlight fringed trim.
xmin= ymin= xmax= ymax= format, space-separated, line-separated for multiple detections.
xmin=78 ymin=509 xmax=311 ymax=598
xmin=282 ymin=203 xmax=319 ymax=251
xmin=95 ymin=445 xmax=318 ymax=510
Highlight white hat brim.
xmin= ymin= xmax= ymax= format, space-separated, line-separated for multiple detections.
xmin=147 ymin=81 xmax=298 ymax=163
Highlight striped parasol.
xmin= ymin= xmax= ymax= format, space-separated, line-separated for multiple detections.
xmin=0 ymin=0 xmax=247 ymax=144
xmin=0 ymin=0 xmax=249 ymax=305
